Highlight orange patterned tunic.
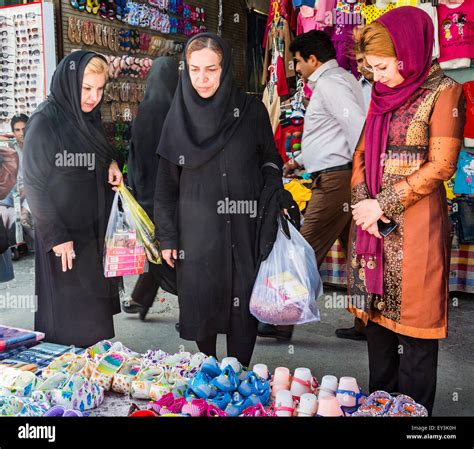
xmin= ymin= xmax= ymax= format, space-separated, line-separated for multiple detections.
xmin=348 ymin=63 xmax=466 ymax=339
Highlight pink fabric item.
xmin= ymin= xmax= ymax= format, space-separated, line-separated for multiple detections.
xmin=315 ymin=0 xmax=336 ymax=25
xmin=297 ymin=13 xmax=326 ymax=34
xmin=276 ymin=56 xmax=289 ymax=97
xmin=437 ymin=2 xmax=474 ymax=62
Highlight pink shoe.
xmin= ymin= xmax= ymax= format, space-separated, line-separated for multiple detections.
xmin=206 ymin=404 xmax=228 ymax=417
xmin=181 ymin=399 xmax=208 ymax=417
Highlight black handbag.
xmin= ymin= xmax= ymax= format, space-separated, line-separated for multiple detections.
xmin=455 ymin=198 xmax=474 ymax=244
xmin=0 ymin=217 xmax=9 ymax=254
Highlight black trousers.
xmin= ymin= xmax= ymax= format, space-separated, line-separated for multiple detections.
xmin=365 ymin=320 xmax=439 ymax=415
xmin=196 ymin=305 xmax=258 ymax=368
xmin=131 ymin=262 xmax=177 ymax=308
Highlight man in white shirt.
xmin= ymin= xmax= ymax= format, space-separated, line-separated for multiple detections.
xmin=356 ymin=50 xmax=374 ymax=114
xmin=284 ymin=31 xmax=367 ymax=341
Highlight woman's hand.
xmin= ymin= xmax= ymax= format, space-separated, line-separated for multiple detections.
xmin=351 ymin=199 xmax=390 ymax=234
xmin=162 ymin=249 xmax=178 ymax=268
xmin=108 ymin=160 xmax=123 ymax=191
xmin=52 ymin=241 xmax=75 ymax=272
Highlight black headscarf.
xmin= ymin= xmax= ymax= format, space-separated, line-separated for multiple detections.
xmin=128 ymin=56 xmax=179 ymax=217
xmin=156 ymin=32 xmax=250 ymax=169
xmin=39 ymin=50 xmax=122 ymax=168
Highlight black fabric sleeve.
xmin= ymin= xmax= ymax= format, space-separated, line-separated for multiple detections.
xmin=256 ymin=99 xmax=283 ymax=188
xmin=23 ymin=113 xmax=72 ymax=252
xmin=154 ymin=157 xmax=180 ymax=250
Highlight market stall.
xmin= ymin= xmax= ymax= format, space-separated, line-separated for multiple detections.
xmin=0 ymin=328 xmax=429 ymax=417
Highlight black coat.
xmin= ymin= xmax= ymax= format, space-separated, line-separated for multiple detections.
xmin=23 ymin=112 xmax=120 ymax=347
xmin=155 ymin=98 xmax=284 ymax=341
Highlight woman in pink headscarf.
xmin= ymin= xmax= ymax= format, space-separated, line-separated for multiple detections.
xmin=348 ymin=6 xmax=465 ymax=415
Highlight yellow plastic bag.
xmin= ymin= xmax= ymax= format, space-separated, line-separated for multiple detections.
xmin=117 ymin=183 xmax=161 ymax=265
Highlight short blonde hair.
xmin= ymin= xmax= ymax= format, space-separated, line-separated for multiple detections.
xmin=84 ymin=56 xmax=109 ymax=80
xmin=353 ymin=21 xmax=396 ymax=58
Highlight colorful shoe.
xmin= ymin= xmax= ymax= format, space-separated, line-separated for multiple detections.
xmin=224 ymin=399 xmax=249 ymax=417
xmin=66 ymin=355 xmax=93 ymax=379
xmin=131 ymin=366 xmax=165 ymax=399
xmin=189 ymin=352 xmax=208 ymax=370
xmin=50 ymin=374 xmax=104 ymax=412
xmin=206 ymin=403 xmax=228 ymax=417
xmin=64 ymin=409 xmax=83 ymax=417
xmin=238 ymin=372 xmax=270 ymax=399
xmin=200 ymin=356 xmax=221 ymax=378
xmin=44 ymin=405 xmax=67 ymax=417
xmin=0 ymin=369 xmax=39 ymax=397
xmin=149 ymin=392 xmax=175 ymax=414
xmin=0 ymin=395 xmax=50 ymax=417
xmin=240 ymin=403 xmax=274 ymax=417
xmin=111 ymin=357 xmax=141 ymax=394
xmin=187 ymin=372 xmax=217 ymax=399
xmin=351 ymin=391 xmax=393 ymax=417
xmin=210 ymin=365 xmax=240 ymax=393
xmin=44 ymin=405 xmax=83 ymax=417
xmin=42 ymin=353 xmax=78 ymax=379
xmin=385 ymin=394 xmax=428 ymax=417
xmin=31 ymin=372 xmax=69 ymax=403
xmin=181 ymin=398 xmax=208 ymax=417
xmin=90 ymin=352 xmax=126 ymax=391
xmin=86 ymin=340 xmax=112 ymax=362
xmin=208 ymin=391 xmax=232 ymax=410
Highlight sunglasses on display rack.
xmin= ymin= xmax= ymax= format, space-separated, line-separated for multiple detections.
xmin=17 ymin=49 xmax=41 ymax=57
xmin=0 ymin=75 xmax=12 ymax=81
xmin=15 ymin=72 xmax=38 ymax=78
xmin=16 ymin=12 xmax=40 ymax=20
xmin=15 ymin=86 xmax=36 ymax=93
xmin=16 ymin=80 xmax=37 ymax=87
xmin=17 ymin=58 xmax=41 ymax=65
xmin=0 ymin=82 xmax=12 ymax=87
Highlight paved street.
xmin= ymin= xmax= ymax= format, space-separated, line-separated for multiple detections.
xmin=1 ymin=254 xmax=473 ymax=416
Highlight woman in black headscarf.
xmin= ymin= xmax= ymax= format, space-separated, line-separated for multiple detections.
xmin=124 ymin=57 xmax=179 ymax=320
xmin=23 ymin=51 xmax=124 ymax=347
xmin=155 ymin=33 xmax=296 ymax=367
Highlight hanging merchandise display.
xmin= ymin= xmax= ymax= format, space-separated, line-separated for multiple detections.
xmin=464 ymin=80 xmax=474 ymax=147
xmin=63 ymin=0 xmax=205 ymax=135
xmin=437 ymin=0 xmax=474 ymax=69
xmin=0 ymin=1 xmax=56 ymax=134
xmin=361 ymin=0 xmax=395 ymax=24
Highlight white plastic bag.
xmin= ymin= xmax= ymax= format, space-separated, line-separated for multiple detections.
xmin=250 ymin=217 xmax=322 ymax=325
xmin=103 ymin=191 xmax=149 ymax=278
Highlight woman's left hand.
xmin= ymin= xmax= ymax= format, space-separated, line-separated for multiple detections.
xmin=108 ymin=160 xmax=123 ymax=191
xmin=351 ymin=199 xmax=386 ymax=231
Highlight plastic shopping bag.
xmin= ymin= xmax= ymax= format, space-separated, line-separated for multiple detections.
xmin=117 ymin=183 xmax=161 ymax=264
xmin=250 ymin=216 xmax=322 ymax=325
xmin=103 ymin=184 xmax=161 ymax=278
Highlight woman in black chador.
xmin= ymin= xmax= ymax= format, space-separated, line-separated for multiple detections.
xmin=124 ymin=57 xmax=179 ymax=320
xmin=23 ymin=51 xmax=123 ymax=347
xmin=155 ymin=33 xmax=297 ymax=367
